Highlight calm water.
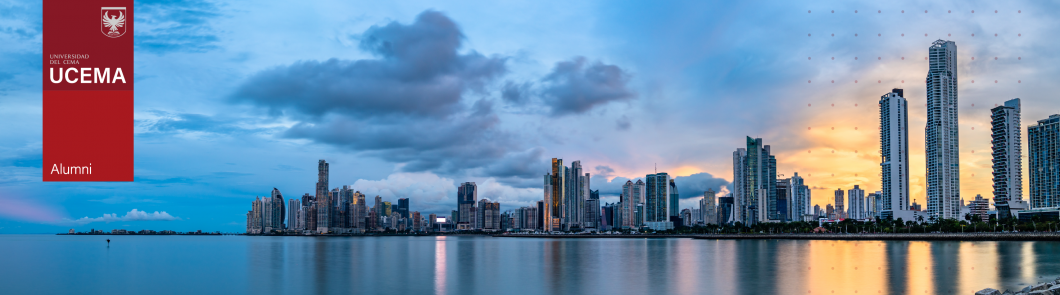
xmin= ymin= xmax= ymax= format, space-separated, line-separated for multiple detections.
xmin=2 ymin=235 xmax=1059 ymax=295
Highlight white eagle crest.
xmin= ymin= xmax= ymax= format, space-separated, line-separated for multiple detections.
xmin=102 ymin=11 xmax=125 ymax=33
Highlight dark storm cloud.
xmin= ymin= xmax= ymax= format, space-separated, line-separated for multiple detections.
xmin=136 ymin=0 xmax=223 ymax=54
xmin=233 ymin=11 xmax=535 ymax=179
xmin=232 ymin=10 xmax=506 ymax=120
xmin=674 ymin=173 xmax=729 ymax=199
xmin=501 ymin=80 xmax=531 ymax=104
xmin=540 ymin=57 xmax=635 ymax=116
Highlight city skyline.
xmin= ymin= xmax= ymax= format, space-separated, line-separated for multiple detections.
xmin=1 ymin=1 xmax=1057 ymax=233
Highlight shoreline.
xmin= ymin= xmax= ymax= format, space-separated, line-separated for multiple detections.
xmin=691 ymin=233 xmax=1060 ymax=241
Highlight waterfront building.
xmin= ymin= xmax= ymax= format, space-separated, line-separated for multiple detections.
xmin=826 ymin=204 xmax=835 ymax=219
xmin=813 ymin=204 xmax=821 ymax=218
xmin=478 ymin=199 xmax=501 ymax=231
xmin=834 ymin=188 xmax=845 ymax=219
xmin=669 ymin=179 xmax=679 ymax=218
xmin=969 ymin=194 xmax=990 ymax=222
xmin=701 ymin=189 xmax=716 ymax=225
xmin=776 ymin=178 xmax=791 ymax=221
xmin=866 ymin=192 xmax=879 ymax=219
xmin=567 ymin=161 xmax=587 ymax=230
xmin=925 ymin=40 xmax=961 ymax=220
xmin=717 ymin=195 xmax=734 ymax=224
xmin=315 ymin=160 xmax=330 ymax=234
xmin=790 ymin=172 xmax=812 ymax=221
xmin=601 ymin=203 xmax=616 ymax=231
xmin=1029 ymin=114 xmax=1060 ymax=208
xmin=880 ymin=89 xmax=913 ymax=221
xmin=544 ymin=158 xmax=566 ymax=232
xmin=584 ymin=189 xmax=600 ymax=230
xmin=264 ymin=188 xmax=285 ymax=233
xmin=622 ymin=179 xmax=646 ymax=228
xmin=457 ymin=182 xmax=477 ymax=230
xmin=733 ymin=148 xmax=747 ymax=223
xmin=411 ymin=211 xmax=422 ymax=232
xmin=992 ymin=98 xmax=1023 ymax=219
xmin=645 ymin=172 xmax=672 ymax=227
xmin=847 ymin=185 xmax=865 ymax=220
xmin=288 ymin=198 xmax=300 ymax=231
xmin=733 ymin=137 xmax=778 ymax=224
xmin=536 ymin=200 xmax=545 ymax=231
xmin=680 ymin=209 xmax=692 ymax=227
xmin=247 ymin=197 xmax=263 ymax=234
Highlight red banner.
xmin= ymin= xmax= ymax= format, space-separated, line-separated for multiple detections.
xmin=43 ymin=0 xmax=134 ymax=181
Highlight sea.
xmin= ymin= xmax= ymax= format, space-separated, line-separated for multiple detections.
xmin=2 ymin=234 xmax=1058 ymax=295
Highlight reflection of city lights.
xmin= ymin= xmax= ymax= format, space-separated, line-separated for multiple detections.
xmin=434 ymin=236 xmax=446 ymax=295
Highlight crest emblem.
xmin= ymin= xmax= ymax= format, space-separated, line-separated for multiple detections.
xmin=100 ymin=7 xmax=127 ymax=38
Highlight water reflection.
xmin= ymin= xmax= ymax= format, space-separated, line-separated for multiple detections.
xmin=20 ymin=235 xmax=1058 ymax=295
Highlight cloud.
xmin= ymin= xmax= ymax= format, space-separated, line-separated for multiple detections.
xmin=540 ymin=56 xmax=635 ymax=116
xmin=501 ymin=80 xmax=531 ymax=104
xmin=66 ymin=209 xmax=181 ymax=225
xmin=352 ymin=172 xmax=456 ymax=214
xmin=135 ymin=0 xmax=223 ymax=54
xmin=673 ymin=172 xmax=730 ymax=200
xmin=231 ymin=10 xmax=538 ymax=179
xmin=233 ymin=10 xmax=506 ymax=119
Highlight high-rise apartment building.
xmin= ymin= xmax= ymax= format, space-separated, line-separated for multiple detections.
xmin=701 ymin=189 xmax=716 ymax=225
xmin=288 ymin=198 xmax=300 ymax=231
xmin=545 ymin=158 xmax=566 ymax=231
xmin=1028 ymin=114 xmax=1060 ymax=208
xmin=315 ymin=160 xmax=330 ymax=233
xmin=880 ymin=89 xmax=911 ymax=220
xmin=847 ymin=185 xmax=865 ymax=219
xmin=833 ymin=188 xmax=845 ymax=219
xmin=669 ymin=179 xmax=679 ymax=218
xmin=992 ymin=98 xmax=1023 ymax=219
xmin=790 ymin=172 xmax=812 ymax=221
xmin=776 ymin=178 xmax=791 ymax=221
xmin=733 ymin=137 xmax=777 ymax=224
xmin=732 ymin=148 xmax=747 ymax=223
xmin=457 ymin=182 xmax=477 ymax=230
xmin=584 ymin=189 xmax=600 ymax=229
xmin=621 ymin=179 xmax=646 ymax=229
xmin=645 ymin=172 xmax=672 ymax=225
xmin=925 ymin=40 xmax=961 ymax=220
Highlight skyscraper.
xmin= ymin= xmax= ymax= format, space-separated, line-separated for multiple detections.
xmin=668 ymin=179 xmax=679 ymax=218
xmin=545 ymin=158 xmax=566 ymax=231
xmin=288 ymin=198 xmax=300 ymax=231
xmin=734 ymin=137 xmax=777 ymax=224
xmin=701 ymin=189 xmax=716 ymax=225
xmin=732 ymin=148 xmax=747 ymax=223
xmin=847 ymin=185 xmax=865 ymax=220
xmin=645 ymin=172 xmax=672 ymax=227
xmin=397 ymin=198 xmax=410 ymax=220
xmin=621 ymin=179 xmax=646 ymax=228
xmin=457 ymin=182 xmax=477 ymax=230
xmin=567 ymin=161 xmax=586 ymax=229
xmin=790 ymin=172 xmax=811 ymax=221
xmin=584 ymin=189 xmax=600 ymax=230
xmin=991 ymin=98 xmax=1023 ymax=219
xmin=880 ymin=89 xmax=911 ymax=220
xmin=834 ymin=188 xmax=844 ymax=219
xmin=1028 ymin=114 xmax=1060 ymax=208
xmin=315 ymin=160 xmax=329 ymax=234
xmin=775 ymin=178 xmax=791 ymax=221
xmin=926 ymin=39 xmax=961 ymax=220
xmin=621 ymin=180 xmax=633 ymax=229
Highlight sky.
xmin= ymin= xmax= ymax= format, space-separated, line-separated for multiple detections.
xmin=1 ymin=0 xmax=1058 ymax=233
